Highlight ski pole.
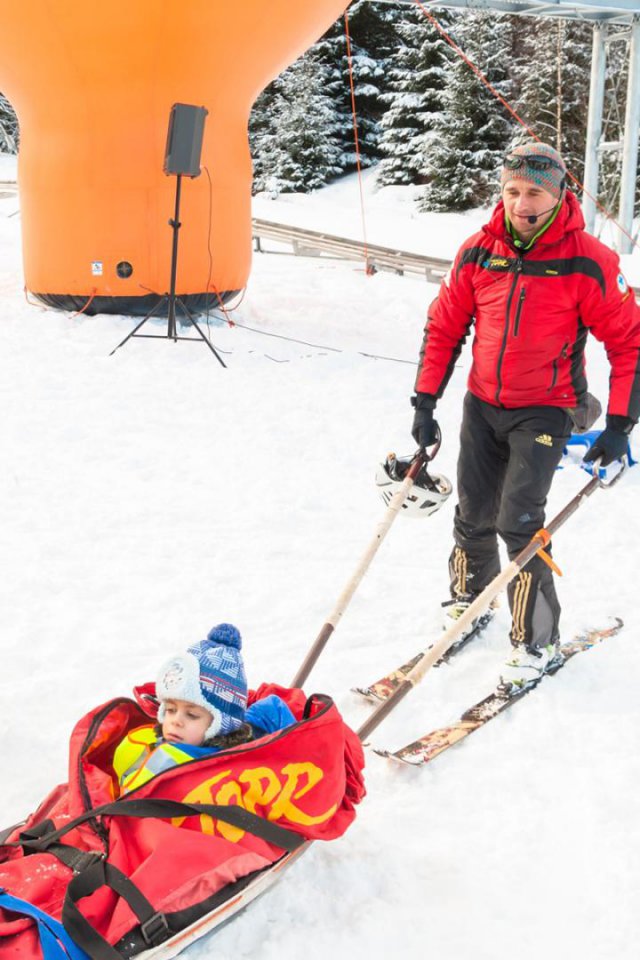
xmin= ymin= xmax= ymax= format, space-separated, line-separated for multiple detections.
xmin=291 ymin=442 xmax=439 ymax=689
xmin=357 ymin=457 xmax=627 ymax=741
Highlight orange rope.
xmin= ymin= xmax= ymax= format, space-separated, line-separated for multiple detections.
xmin=23 ymin=285 xmax=44 ymax=308
xmin=208 ymin=283 xmax=236 ymax=327
xmin=344 ymin=10 xmax=374 ymax=276
xmin=69 ymin=288 xmax=97 ymax=318
xmin=24 ymin=286 xmax=98 ymax=315
xmin=412 ymin=0 xmax=639 ymax=252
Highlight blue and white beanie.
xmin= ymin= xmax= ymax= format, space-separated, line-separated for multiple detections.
xmin=156 ymin=623 xmax=248 ymax=739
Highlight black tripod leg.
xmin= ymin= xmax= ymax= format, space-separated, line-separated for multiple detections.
xmin=175 ymin=298 xmax=227 ymax=368
xmin=109 ymin=298 xmax=166 ymax=356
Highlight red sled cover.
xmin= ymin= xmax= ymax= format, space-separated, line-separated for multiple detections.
xmin=0 ymin=684 xmax=365 ymax=959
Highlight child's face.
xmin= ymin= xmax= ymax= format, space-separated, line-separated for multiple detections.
xmin=161 ymin=698 xmax=212 ymax=746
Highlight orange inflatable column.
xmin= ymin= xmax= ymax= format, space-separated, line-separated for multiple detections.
xmin=0 ymin=0 xmax=348 ymax=315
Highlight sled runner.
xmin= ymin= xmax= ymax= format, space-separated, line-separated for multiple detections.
xmin=0 ymin=683 xmax=365 ymax=960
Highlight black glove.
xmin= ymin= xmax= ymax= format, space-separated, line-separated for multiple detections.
xmin=411 ymin=393 xmax=439 ymax=448
xmin=583 ymin=414 xmax=634 ymax=467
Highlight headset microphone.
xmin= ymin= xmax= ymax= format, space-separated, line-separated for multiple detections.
xmin=513 ymin=205 xmax=558 ymax=225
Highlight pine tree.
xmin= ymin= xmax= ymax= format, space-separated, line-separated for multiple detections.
xmin=250 ymin=54 xmax=343 ymax=194
xmin=376 ymin=6 xmax=452 ymax=187
xmin=509 ymin=18 xmax=591 ymax=187
xmin=0 ymin=93 xmax=18 ymax=154
xmin=248 ymin=84 xmax=276 ymax=191
xmin=421 ymin=12 xmax=515 ymax=211
xmin=314 ymin=0 xmax=400 ymax=172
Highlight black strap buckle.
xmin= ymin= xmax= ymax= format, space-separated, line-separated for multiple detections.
xmin=140 ymin=911 xmax=170 ymax=947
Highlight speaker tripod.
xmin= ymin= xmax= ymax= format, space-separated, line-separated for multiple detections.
xmin=110 ymin=173 xmax=226 ymax=367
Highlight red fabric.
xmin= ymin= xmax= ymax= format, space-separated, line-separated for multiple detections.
xmin=415 ymin=191 xmax=640 ymax=417
xmin=0 ymin=687 xmax=365 ymax=958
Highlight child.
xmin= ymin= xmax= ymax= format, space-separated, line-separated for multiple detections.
xmin=113 ymin=622 xmax=295 ymax=794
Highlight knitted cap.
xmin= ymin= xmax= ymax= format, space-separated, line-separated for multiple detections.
xmin=156 ymin=623 xmax=248 ymax=739
xmin=501 ymin=142 xmax=566 ymax=199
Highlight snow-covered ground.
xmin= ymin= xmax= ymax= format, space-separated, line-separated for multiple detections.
xmin=1 ymin=158 xmax=639 ymax=960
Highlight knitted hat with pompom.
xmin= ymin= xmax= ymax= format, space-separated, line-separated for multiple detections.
xmin=155 ymin=623 xmax=248 ymax=739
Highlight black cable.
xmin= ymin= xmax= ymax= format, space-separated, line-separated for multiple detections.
xmin=203 ymin=165 xmax=215 ymax=341
xmin=209 ymin=311 xmax=417 ymax=364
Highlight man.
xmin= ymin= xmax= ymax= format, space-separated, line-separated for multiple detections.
xmin=412 ymin=142 xmax=640 ymax=687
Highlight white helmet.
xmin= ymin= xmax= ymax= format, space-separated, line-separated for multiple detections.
xmin=375 ymin=454 xmax=452 ymax=518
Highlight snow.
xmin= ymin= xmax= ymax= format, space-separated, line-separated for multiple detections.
xmin=0 ymin=153 xmax=16 ymax=181
xmin=1 ymin=160 xmax=640 ymax=960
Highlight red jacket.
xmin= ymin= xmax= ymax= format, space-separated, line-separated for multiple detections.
xmin=415 ymin=192 xmax=640 ymax=418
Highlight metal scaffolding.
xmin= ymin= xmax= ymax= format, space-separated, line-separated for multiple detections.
xmin=370 ymin=0 xmax=640 ymax=250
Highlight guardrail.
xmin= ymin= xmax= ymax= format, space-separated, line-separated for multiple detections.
xmin=252 ymin=217 xmax=451 ymax=284
xmin=252 ymin=217 xmax=640 ymax=300
xmin=0 ymin=181 xmax=17 ymax=200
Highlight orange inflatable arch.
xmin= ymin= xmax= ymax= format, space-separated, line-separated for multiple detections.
xmin=0 ymin=0 xmax=348 ymax=315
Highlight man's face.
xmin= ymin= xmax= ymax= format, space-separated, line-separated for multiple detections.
xmin=502 ymin=179 xmax=558 ymax=242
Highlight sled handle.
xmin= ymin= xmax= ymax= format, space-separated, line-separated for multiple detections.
xmin=593 ymin=454 xmax=628 ymax=489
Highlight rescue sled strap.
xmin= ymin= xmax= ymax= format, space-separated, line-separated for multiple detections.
xmin=16 ymin=797 xmax=306 ymax=856
xmin=15 ymin=799 xmax=305 ymax=958
xmin=0 ymin=889 xmax=90 ymax=960
xmin=17 ymin=818 xmax=107 ymax=875
xmin=63 ymin=859 xmax=172 ymax=959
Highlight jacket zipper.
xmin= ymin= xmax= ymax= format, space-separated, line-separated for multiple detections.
xmin=495 ymin=255 xmax=523 ymax=404
xmin=549 ymin=342 xmax=569 ymax=391
xmin=513 ymin=287 xmax=526 ymax=337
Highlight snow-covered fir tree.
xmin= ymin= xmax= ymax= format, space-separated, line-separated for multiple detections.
xmin=313 ymin=0 xmax=400 ymax=172
xmin=421 ymin=12 xmax=515 ymax=211
xmin=250 ymin=54 xmax=343 ymax=195
xmin=509 ymin=18 xmax=591 ymax=187
xmin=0 ymin=93 xmax=18 ymax=154
xmin=376 ymin=5 xmax=452 ymax=187
xmin=248 ymin=85 xmax=275 ymax=191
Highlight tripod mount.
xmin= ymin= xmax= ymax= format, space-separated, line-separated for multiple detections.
xmin=109 ymin=174 xmax=226 ymax=366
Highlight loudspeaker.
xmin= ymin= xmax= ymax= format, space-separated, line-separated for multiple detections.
xmin=163 ymin=103 xmax=208 ymax=178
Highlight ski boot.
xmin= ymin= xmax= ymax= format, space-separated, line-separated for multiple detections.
xmin=500 ymin=640 xmax=561 ymax=692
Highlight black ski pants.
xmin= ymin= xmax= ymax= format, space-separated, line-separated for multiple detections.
xmin=449 ymin=392 xmax=572 ymax=649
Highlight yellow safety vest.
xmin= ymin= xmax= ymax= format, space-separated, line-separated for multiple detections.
xmin=113 ymin=726 xmax=198 ymax=795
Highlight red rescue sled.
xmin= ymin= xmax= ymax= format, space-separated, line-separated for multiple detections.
xmin=0 ymin=683 xmax=365 ymax=960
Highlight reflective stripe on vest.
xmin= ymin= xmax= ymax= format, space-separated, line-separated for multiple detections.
xmin=113 ymin=726 xmax=196 ymax=794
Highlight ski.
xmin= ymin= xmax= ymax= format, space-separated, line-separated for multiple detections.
xmin=374 ymin=618 xmax=623 ymax=766
xmin=352 ymin=609 xmax=496 ymax=703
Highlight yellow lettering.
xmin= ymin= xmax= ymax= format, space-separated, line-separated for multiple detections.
xmin=268 ymin=762 xmax=337 ymax=827
xmin=238 ymin=766 xmax=281 ymax=815
xmin=172 ymin=761 xmax=338 ymax=842
xmin=214 ymin=781 xmax=245 ymax=842
xmin=172 ymin=770 xmax=232 ymax=834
